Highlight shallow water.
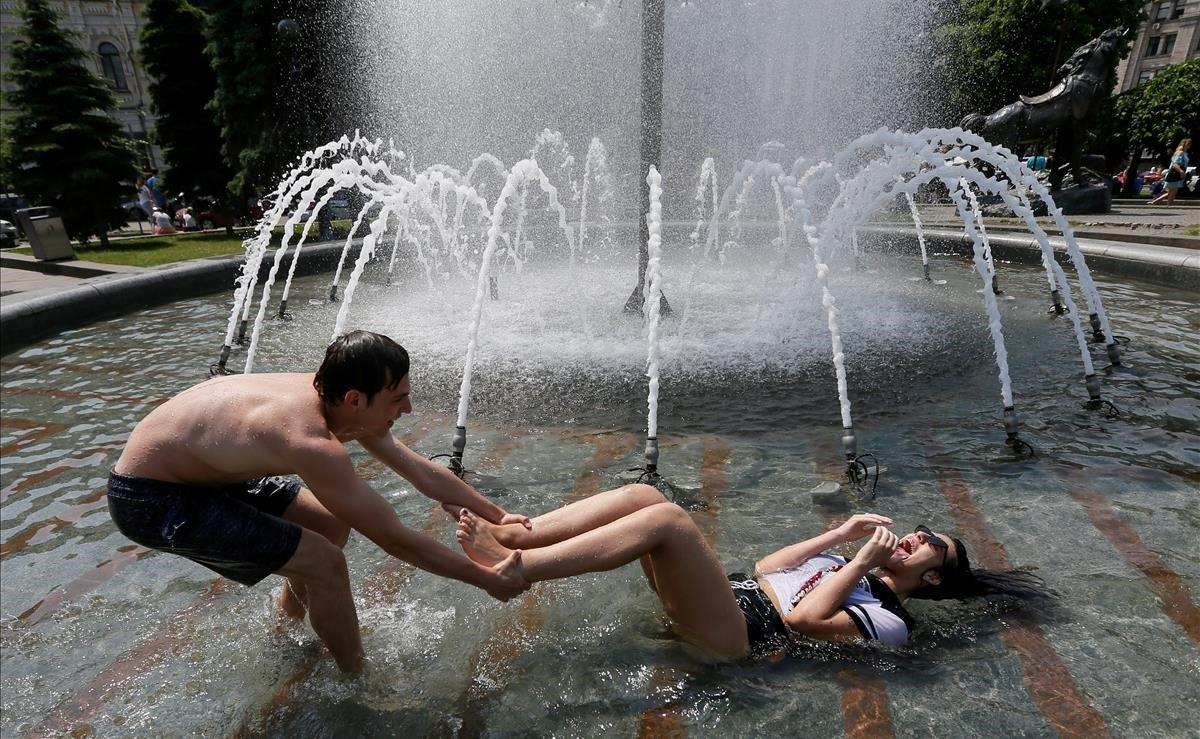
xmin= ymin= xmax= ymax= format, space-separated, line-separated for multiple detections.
xmin=1 ymin=240 xmax=1198 ymax=737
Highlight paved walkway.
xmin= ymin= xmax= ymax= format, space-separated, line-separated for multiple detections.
xmin=1 ymin=203 xmax=1196 ymax=305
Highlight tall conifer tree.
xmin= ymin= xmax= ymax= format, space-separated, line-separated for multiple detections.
xmin=4 ymin=0 xmax=137 ymax=245
xmin=140 ymin=0 xmax=232 ymax=215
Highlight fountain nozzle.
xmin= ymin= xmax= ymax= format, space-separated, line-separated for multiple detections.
xmin=1088 ymin=312 xmax=1105 ymax=343
xmin=1048 ymin=289 xmax=1065 ymax=315
xmin=1084 ymin=373 xmax=1121 ymax=417
xmin=209 ymin=344 xmax=235 ymax=377
xmin=841 ymin=426 xmax=858 ymax=461
xmin=329 ymin=285 xmax=339 ymax=302
xmin=1106 ymin=342 xmax=1122 ymax=367
xmin=275 ymin=298 xmax=291 ymax=320
xmin=1003 ymin=406 xmax=1036 ymax=458
xmin=643 ymin=436 xmax=659 ymax=475
xmin=235 ymin=319 xmax=249 ymax=345
xmin=922 ymin=263 xmax=931 ymax=281
xmin=449 ymin=425 xmax=467 ymax=478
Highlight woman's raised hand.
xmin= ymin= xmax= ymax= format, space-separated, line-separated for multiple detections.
xmin=854 ymin=526 xmax=900 ymax=569
xmin=834 ymin=513 xmax=894 ymax=542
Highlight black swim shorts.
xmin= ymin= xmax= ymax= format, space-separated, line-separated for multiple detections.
xmin=106 ymin=471 xmax=303 ymax=586
xmin=728 ymin=572 xmax=790 ymax=657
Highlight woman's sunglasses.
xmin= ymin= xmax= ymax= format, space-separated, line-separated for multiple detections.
xmin=915 ymin=525 xmax=949 ymax=567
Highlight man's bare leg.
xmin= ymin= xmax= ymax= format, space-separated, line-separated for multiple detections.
xmin=446 ymin=483 xmax=667 ymax=550
xmin=280 ymin=487 xmax=352 ymax=619
xmin=456 ymin=504 xmax=747 ymax=658
xmin=276 ymin=529 xmax=364 ymax=673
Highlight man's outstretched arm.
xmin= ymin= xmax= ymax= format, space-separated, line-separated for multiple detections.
xmin=358 ymin=432 xmax=530 ymax=528
xmin=292 ymin=438 xmax=528 ymax=600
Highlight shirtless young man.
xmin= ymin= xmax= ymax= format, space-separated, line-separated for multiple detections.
xmin=107 ymin=330 xmax=529 ymax=672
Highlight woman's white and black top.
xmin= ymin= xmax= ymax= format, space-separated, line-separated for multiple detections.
xmin=760 ymin=553 xmax=913 ymax=647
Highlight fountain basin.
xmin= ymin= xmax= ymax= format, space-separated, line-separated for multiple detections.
xmin=1 ymin=247 xmax=1197 ymax=736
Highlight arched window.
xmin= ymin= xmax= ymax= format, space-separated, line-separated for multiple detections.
xmin=98 ymin=42 xmax=127 ymax=91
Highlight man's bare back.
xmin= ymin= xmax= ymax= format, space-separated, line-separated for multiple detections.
xmin=115 ymin=373 xmax=333 ymax=485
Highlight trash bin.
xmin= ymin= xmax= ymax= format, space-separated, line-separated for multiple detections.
xmin=16 ymin=206 xmax=74 ymax=261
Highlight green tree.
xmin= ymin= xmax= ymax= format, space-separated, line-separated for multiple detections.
xmin=938 ymin=0 xmax=1145 ymax=123
xmin=1121 ymin=58 xmax=1200 ymax=155
xmin=140 ymin=0 xmax=234 ymax=226
xmin=1102 ymin=58 xmax=1200 ymax=195
xmin=4 ymin=0 xmax=138 ymax=245
xmin=207 ymin=0 xmax=362 ymax=207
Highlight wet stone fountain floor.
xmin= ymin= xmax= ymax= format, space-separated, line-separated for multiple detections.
xmin=1 ymin=255 xmax=1197 ymax=737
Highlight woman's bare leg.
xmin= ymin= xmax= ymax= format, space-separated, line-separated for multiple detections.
xmin=449 ymin=483 xmax=668 ymax=549
xmin=457 ymin=503 xmax=748 ymax=658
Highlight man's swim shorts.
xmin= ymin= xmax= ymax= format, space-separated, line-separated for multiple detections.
xmin=106 ymin=471 xmax=303 ymax=585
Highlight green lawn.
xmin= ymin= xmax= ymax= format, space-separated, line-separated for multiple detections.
xmin=10 ymin=220 xmax=356 ymax=268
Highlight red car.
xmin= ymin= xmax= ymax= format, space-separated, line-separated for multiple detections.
xmin=192 ymin=207 xmax=238 ymax=230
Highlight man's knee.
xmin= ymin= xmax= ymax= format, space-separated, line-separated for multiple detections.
xmin=324 ymin=521 xmax=351 ymax=549
xmin=287 ymin=531 xmax=350 ymax=588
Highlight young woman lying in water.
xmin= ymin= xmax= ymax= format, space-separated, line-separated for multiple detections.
xmin=451 ymin=484 xmax=1046 ymax=659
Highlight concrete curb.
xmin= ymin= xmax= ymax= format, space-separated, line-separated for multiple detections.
xmin=858 ymin=226 xmax=1200 ymax=291
xmin=1 ymin=241 xmax=351 ymax=354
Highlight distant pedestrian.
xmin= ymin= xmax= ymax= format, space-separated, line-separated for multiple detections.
xmin=146 ymin=169 xmax=167 ymax=209
xmin=137 ymin=178 xmax=155 ymax=219
xmin=1150 ymin=138 xmax=1192 ymax=206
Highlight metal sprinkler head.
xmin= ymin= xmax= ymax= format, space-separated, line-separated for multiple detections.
xmin=209 ymin=344 xmax=235 ymax=377
xmin=643 ymin=436 xmax=660 ymax=475
xmin=1003 ymin=406 xmax=1020 ymax=440
xmin=449 ymin=425 xmax=468 ymax=478
xmin=1106 ymin=342 xmax=1122 ymax=367
xmin=923 ymin=263 xmax=931 ymax=281
xmin=1088 ymin=313 xmax=1105 ymax=343
xmin=841 ymin=426 xmax=858 ymax=461
xmin=329 ymin=285 xmax=339 ymax=302
xmin=1002 ymin=406 xmax=1036 ymax=457
xmin=1048 ymin=289 xmax=1065 ymax=315
xmin=1085 ymin=373 xmax=1101 ymax=401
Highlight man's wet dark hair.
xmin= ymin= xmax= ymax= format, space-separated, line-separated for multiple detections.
xmin=910 ymin=537 xmax=1053 ymax=604
xmin=314 ymin=331 xmax=410 ymax=403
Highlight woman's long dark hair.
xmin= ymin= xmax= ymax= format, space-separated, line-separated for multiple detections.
xmin=909 ymin=537 xmax=1055 ymax=605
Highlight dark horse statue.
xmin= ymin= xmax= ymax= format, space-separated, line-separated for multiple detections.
xmin=960 ymin=28 xmax=1126 ymax=191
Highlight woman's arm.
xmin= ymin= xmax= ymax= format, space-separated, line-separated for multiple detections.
xmin=754 ymin=513 xmax=892 ymax=575
xmin=784 ymin=526 xmax=899 ymax=636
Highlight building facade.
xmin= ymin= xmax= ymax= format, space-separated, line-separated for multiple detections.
xmin=1 ymin=0 xmax=160 ymax=168
xmin=1114 ymin=0 xmax=1199 ymax=92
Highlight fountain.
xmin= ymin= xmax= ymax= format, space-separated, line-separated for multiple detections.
xmin=208 ymin=122 xmax=1134 ymax=485
xmin=7 ymin=5 xmax=1197 ymax=736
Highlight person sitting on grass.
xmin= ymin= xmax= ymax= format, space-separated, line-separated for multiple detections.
xmin=451 ymin=488 xmax=1049 ymax=659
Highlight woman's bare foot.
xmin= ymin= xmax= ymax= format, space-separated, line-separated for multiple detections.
xmin=456 ymin=510 xmax=515 ymax=567
xmin=442 ymin=504 xmax=526 ymax=548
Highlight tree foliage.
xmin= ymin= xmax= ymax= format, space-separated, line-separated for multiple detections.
xmin=938 ymin=0 xmax=1146 ymax=122
xmin=3 ymin=0 xmax=138 ymax=243
xmin=207 ymin=0 xmax=363 ymax=205
xmin=139 ymin=0 xmax=232 ymax=204
xmin=1116 ymin=57 xmax=1200 ymax=155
